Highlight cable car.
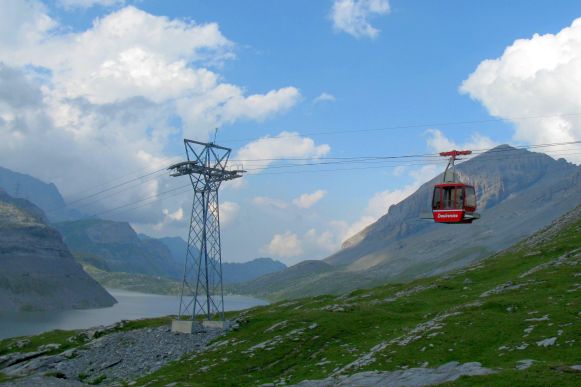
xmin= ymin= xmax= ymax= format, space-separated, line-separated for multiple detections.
xmin=425 ymin=150 xmax=480 ymax=224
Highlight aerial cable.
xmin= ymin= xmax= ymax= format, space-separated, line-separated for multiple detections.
xmin=47 ymin=140 xmax=580 ymax=215
xmin=92 ymin=148 xmax=581 ymax=217
xmin=218 ymin=113 xmax=581 ymax=144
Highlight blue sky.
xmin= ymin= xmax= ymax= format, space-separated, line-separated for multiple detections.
xmin=2 ymin=0 xmax=581 ymax=264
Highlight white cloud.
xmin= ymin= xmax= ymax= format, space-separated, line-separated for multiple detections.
xmin=425 ymin=129 xmax=497 ymax=154
xmin=0 ymin=2 xmax=301 ymax=232
xmin=262 ymin=231 xmax=303 ymax=258
xmin=235 ymin=131 xmax=331 ymax=172
xmin=220 ymin=201 xmax=239 ymax=226
xmin=331 ymin=0 xmax=390 ymax=39
xmin=305 ymin=228 xmax=338 ymax=253
xmin=313 ymin=92 xmax=336 ymax=104
xmin=339 ymin=164 xmax=438 ymax=244
xmin=58 ymin=0 xmax=124 ymax=9
xmin=252 ymin=196 xmax=289 ymax=209
xmin=292 ymin=189 xmax=326 ymax=209
xmin=461 ymin=18 xmax=581 ymax=162
xmin=151 ymin=206 xmax=185 ymax=232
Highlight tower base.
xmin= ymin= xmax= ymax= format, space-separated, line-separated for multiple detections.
xmin=171 ymin=319 xmax=231 ymax=334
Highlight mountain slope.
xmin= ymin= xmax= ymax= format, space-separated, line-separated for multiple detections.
xmin=138 ymin=205 xmax=581 ymax=386
xmin=238 ymin=146 xmax=581 ymax=300
xmin=0 ymin=190 xmax=116 ymax=311
xmin=0 ymin=166 xmax=82 ymax=222
xmin=55 ymin=219 xmax=181 ymax=280
xmin=156 ymin=235 xmax=287 ymax=284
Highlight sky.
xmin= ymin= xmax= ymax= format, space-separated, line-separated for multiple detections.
xmin=1 ymin=0 xmax=581 ymax=265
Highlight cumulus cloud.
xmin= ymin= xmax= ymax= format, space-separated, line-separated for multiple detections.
xmin=220 ymin=201 xmax=240 ymax=226
xmin=262 ymin=231 xmax=303 ymax=258
xmin=313 ymin=92 xmax=336 ymax=104
xmin=235 ymin=131 xmax=331 ymax=172
xmin=338 ymin=165 xmax=439 ymax=243
xmin=304 ymin=228 xmax=338 ymax=253
xmin=331 ymin=0 xmax=390 ymax=39
xmin=425 ymin=129 xmax=497 ymax=154
xmin=461 ymin=18 xmax=581 ymax=162
xmin=292 ymin=190 xmax=326 ymax=209
xmin=0 ymin=2 xmax=301 ymax=233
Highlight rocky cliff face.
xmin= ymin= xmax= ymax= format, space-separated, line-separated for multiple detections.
xmin=327 ymin=145 xmax=581 ymax=277
xmin=55 ymin=220 xmax=181 ymax=279
xmin=0 ymin=190 xmax=116 ymax=311
xmin=0 ymin=166 xmax=83 ymax=222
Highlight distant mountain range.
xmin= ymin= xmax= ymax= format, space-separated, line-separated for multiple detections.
xmin=55 ymin=220 xmax=182 ymax=280
xmin=0 ymin=165 xmax=288 ymax=296
xmin=235 ymin=145 xmax=581 ymax=300
xmin=152 ymin=234 xmax=287 ymax=284
xmin=0 ymin=190 xmax=115 ymax=311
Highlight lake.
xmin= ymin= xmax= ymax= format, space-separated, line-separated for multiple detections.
xmin=0 ymin=289 xmax=268 ymax=339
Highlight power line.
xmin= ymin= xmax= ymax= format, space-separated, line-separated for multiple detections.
xmin=88 ymin=183 xmax=191 ymax=218
xmin=47 ymin=140 xmax=580 ymax=217
xmin=219 ymin=113 xmax=581 ymax=144
xmin=92 ymin=146 xmax=581 ymax=218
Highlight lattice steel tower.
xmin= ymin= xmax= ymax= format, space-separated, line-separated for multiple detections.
xmin=168 ymin=139 xmax=244 ymax=321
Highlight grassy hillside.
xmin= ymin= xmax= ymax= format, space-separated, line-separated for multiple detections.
xmin=137 ymin=206 xmax=581 ymax=386
xmin=83 ymin=265 xmax=182 ymax=295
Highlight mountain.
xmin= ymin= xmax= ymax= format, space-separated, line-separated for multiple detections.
xmin=236 ymin=145 xmax=581 ymax=300
xmin=222 ymin=258 xmax=287 ymax=285
xmin=155 ymin=236 xmax=287 ymax=285
xmin=134 ymin=205 xmax=581 ymax=386
xmin=54 ymin=219 xmax=181 ymax=280
xmin=0 ymin=190 xmax=116 ymax=311
xmin=156 ymin=236 xmax=189 ymax=266
xmin=0 ymin=166 xmax=82 ymax=222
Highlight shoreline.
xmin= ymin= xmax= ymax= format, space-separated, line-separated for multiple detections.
xmin=0 ymin=291 xmax=267 ymax=340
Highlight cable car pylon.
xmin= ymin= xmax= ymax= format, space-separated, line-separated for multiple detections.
xmin=421 ymin=150 xmax=480 ymax=224
xmin=168 ymin=139 xmax=245 ymax=332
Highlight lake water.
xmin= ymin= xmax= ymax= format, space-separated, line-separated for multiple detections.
xmin=0 ymin=289 xmax=268 ymax=339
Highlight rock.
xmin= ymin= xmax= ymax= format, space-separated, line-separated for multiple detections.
xmin=37 ymin=343 xmax=61 ymax=352
xmin=516 ymin=359 xmax=535 ymax=370
xmin=525 ymin=315 xmax=550 ymax=322
xmin=0 ymin=350 xmax=50 ymax=370
xmin=536 ymin=337 xmax=557 ymax=347
xmin=0 ymin=325 xmax=225 ymax=385
xmin=291 ymin=361 xmax=495 ymax=386
xmin=0 ymin=375 xmax=86 ymax=386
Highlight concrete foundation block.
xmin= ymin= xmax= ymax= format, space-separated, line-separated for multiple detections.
xmin=171 ymin=320 xmax=196 ymax=334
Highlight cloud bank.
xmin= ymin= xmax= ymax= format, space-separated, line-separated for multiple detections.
xmin=461 ymin=17 xmax=581 ymax=163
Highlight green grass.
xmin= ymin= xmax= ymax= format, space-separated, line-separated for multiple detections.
xmin=0 ymin=316 xmax=173 ymax=358
xmin=0 ymin=329 xmax=84 ymax=357
xmin=135 ymin=213 xmax=581 ymax=386
xmin=0 ymin=372 xmax=13 ymax=383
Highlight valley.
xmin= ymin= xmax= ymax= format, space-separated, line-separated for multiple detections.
xmin=1 ymin=205 xmax=579 ymax=385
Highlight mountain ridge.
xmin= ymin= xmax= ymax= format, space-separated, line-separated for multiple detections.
xmin=235 ymin=145 xmax=581 ymax=300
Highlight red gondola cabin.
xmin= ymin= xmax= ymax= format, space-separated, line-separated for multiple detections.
xmin=432 ymin=183 xmax=477 ymax=223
